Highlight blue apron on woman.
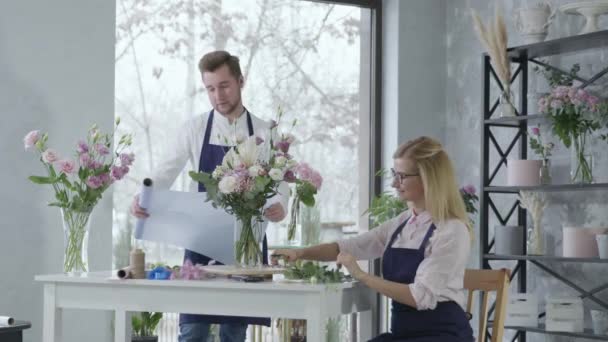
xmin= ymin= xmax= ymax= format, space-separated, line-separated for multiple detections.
xmin=370 ymin=218 xmax=474 ymax=342
xmin=179 ymin=109 xmax=271 ymax=327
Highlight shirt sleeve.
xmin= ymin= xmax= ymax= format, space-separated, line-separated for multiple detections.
xmin=337 ymin=212 xmax=408 ymax=260
xmin=409 ymin=220 xmax=471 ymax=310
xmin=149 ymin=118 xmax=195 ymax=189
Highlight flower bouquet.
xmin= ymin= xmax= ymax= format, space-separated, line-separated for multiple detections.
xmin=538 ymin=85 xmax=605 ymax=183
xmin=190 ymin=115 xmax=322 ymax=266
xmin=25 ymin=118 xmax=133 ymax=273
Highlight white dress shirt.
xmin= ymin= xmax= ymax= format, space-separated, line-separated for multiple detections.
xmin=150 ymin=109 xmax=288 ymax=209
xmin=337 ymin=209 xmax=471 ymax=310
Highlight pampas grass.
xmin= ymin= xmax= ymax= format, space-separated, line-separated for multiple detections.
xmin=472 ymin=7 xmax=511 ymax=88
xmin=518 ymin=191 xmax=547 ymax=254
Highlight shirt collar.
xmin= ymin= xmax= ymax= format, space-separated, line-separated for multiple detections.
xmin=214 ymin=108 xmax=247 ymax=126
xmin=409 ymin=208 xmax=432 ymax=225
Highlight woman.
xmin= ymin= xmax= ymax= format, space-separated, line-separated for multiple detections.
xmin=272 ymin=136 xmax=474 ymax=341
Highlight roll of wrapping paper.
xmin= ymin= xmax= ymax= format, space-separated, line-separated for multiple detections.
xmin=134 ymin=178 xmax=153 ymax=237
xmin=0 ymin=316 xmax=14 ymax=326
xmin=129 ymin=248 xmax=146 ymax=279
xmin=116 ymin=266 xmax=133 ymax=279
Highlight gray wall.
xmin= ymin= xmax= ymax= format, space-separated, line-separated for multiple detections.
xmin=0 ymin=1 xmax=115 ymax=341
xmin=447 ymin=1 xmax=608 ymax=341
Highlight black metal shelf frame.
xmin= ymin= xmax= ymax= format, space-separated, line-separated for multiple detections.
xmin=480 ymin=30 xmax=608 ymax=342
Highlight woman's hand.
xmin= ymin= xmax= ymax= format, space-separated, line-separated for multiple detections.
xmin=336 ymin=252 xmax=366 ymax=280
xmin=270 ymin=248 xmax=301 ymax=265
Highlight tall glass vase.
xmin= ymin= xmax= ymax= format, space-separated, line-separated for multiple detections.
xmin=300 ymin=204 xmax=321 ymax=246
xmin=527 ymin=216 xmax=544 ymax=255
xmin=61 ymin=208 xmax=92 ymax=274
xmin=234 ymin=216 xmax=265 ymax=267
xmin=498 ymin=88 xmax=516 ymax=117
xmin=570 ymin=132 xmax=593 ymax=184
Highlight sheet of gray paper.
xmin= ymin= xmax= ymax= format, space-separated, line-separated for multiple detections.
xmin=134 ymin=189 xmax=236 ymax=264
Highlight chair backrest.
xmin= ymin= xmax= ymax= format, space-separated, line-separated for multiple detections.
xmin=464 ymin=268 xmax=511 ymax=342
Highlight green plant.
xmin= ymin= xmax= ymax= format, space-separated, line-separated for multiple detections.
xmin=364 ymin=191 xmax=408 ymax=228
xmin=132 ymin=312 xmax=163 ymax=337
xmin=534 ymin=63 xmax=580 ymax=87
xmin=283 ymin=260 xmax=346 ymax=283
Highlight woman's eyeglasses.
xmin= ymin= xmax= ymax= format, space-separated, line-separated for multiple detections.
xmin=390 ymin=168 xmax=419 ymax=182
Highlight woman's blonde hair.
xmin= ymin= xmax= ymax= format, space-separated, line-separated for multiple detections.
xmin=393 ymin=136 xmax=473 ymax=237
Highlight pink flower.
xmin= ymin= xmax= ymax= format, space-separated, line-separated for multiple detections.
xmin=274 ymin=141 xmax=291 ymax=153
xmin=310 ymin=171 xmax=323 ymax=190
xmin=177 ymin=259 xmax=206 ymax=280
xmin=550 ymin=99 xmax=563 ymax=110
xmin=284 ymin=170 xmax=297 ymax=183
xmin=295 ymin=162 xmax=313 ymax=181
xmin=42 ymin=149 xmax=59 ymax=163
xmin=94 ymin=143 xmax=110 ymax=156
xmin=24 ymin=130 xmax=41 ymax=150
xmin=77 ymin=140 xmax=89 ymax=154
xmin=99 ymin=172 xmax=112 ymax=185
xmin=90 ymin=161 xmax=104 ymax=170
xmin=79 ymin=153 xmax=92 ymax=167
xmin=86 ymin=175 xmax=103 ymax=189
xmin=587 ymin=95 xmax=600 ymax=107
xmin=119 ymin=152 xmax=135 ymax=167
xmin=110 ymin=165 xmax=129 ymax=180
xmin=463 ymin=184 xmax=476 ymax=195
xmin=57 ymin=159 xmax=76 ymax=174
xmin=552 ymin=86 xmax=569 ymax=99
xmin=531 ymin=127 xmax=540 ymax=136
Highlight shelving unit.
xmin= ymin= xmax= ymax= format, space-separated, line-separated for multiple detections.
xmin=480 ymin=30 xmax=608 ymax=341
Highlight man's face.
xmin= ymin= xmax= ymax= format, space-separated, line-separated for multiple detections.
xmin=202 ymin=64 xmax=243 ymax=115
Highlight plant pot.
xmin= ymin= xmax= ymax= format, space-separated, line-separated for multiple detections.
xmin=597 ymin=234 xmax=608 ymax=259
xmin=591 ymin=310 xmax=608 ymax=335
xmin=562 ymin=227 xmax=608 ymax=258
xmin=495 ymin=225 xmax=525 ymax=255
xmin=507 ymin=159 xmax=542 ymax=186
xmin=132 ymin=336 xmax=158 ymax=342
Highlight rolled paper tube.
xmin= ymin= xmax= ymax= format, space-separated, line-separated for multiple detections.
xmin=0 ymin=316 xmax=14 ymax=326
xmin=117 ymin=266 xmax=133 ymax=279
xmin=135 ymin=178 xmax=153 ymax=237
xmin=129 ymin=249 xmax=146 ymax=279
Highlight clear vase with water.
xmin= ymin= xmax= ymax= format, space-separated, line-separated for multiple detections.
xmin=61 ymin=208 xmax=92 ymax=273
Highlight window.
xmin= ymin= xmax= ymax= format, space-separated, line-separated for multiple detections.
xmin=114 ymin=0 xmax=379 ymax=340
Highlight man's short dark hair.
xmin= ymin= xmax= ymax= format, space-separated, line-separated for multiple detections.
xmin=198 ymin=51 xmax=243 ymax=79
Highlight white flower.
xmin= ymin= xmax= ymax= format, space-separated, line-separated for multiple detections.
xmin=286 ymin=159 xmax=298 ymax=169
xmin=42 ymin=149 xmax=60 ymax=163
xmin=212 ymin=166 xmax=225 ymax=179
xmin=248 ymin=165 xmax=262 ymax=177
xmin=268 ymin=168 xmax=284 ymax=181
xmin=235 ymin=136 xmax=259 ymax=168
xmin=275 ymin=156 xmax=287 ymax=167
xmin=222 ymin=149 xmax=241 ymax=169
xmin=218 ymin=176 xmax=238 ymax=194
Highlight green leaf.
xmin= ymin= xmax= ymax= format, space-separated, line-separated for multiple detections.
xmin=28 ymin=175 xmax=56 ymax=184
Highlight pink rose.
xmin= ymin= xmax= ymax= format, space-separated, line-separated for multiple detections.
xmin=57 ymin=160 xmax=76 ymax=174
xmin=295 ymin=162 xmax=313 ymax=181
xmin=463 ymin=184 xmax=476 ymax=195
xmin=550 ymin=99 xmax=563 ymax=110
xmin=310 ymin=171 xmax=323 ymax=190
xmin=77 ymin=140 xmax=89 ymax=154
xmin=531 ymin=127 xmax=540 ymax=136
xmin=119 ymin=152 xmax=135 ymax=167
xmin=24 ymin=130 xmax=40 ymax=150
xmin=94 ymin=143 xmax=110 ymax=156
xmin=42 ymin=149 xmax=60 ymax=163
xmin=86 ymin=175 xmax=103 ymax=189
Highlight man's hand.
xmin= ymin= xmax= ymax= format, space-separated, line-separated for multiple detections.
xmin=263 ymin=203 xmax=286 ymax=222
xmin=130 ymin=194 xmax=149 ymax=218
xmin=270 ymin=248 xmax=300 ymax=265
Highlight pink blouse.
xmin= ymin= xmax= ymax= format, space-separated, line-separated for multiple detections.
xmin=337 ymin=209 xmax=471 ymax=310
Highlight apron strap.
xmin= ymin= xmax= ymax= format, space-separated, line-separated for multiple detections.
xmin=418 ymin=224 xmax=437 ymax=252
xmin=387 ymin=216 xmax=410 ymax=249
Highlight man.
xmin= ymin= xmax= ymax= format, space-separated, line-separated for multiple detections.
xmin=131 ymin=50 xmax=287 ymax=342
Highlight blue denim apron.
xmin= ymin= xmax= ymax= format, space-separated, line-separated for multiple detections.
xmin=180 ymin=110 xmax=271 ymax=326
xmin=370 ymin=218 xmax=474 ymax=342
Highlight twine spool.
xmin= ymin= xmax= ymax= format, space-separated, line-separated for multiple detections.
xmin=129 ymin=248 xmax=146 ymax=279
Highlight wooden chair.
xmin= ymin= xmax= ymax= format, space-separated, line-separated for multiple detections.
xmin=464 ymin=268 xmax=511 ymax=342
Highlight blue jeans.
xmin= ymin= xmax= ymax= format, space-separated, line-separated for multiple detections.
xmin=178 ymin=322 xmax=247 ymax=342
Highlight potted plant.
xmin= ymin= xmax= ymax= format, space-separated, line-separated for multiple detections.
xmin=131 ymin=312 xmax=163 ymax=342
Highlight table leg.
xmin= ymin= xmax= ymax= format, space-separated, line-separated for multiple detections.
xmin=357 ymin=310 xmax=372 ymax=342
xmin=43 ymin=284 xmax=62 ymax=342
xmin=114 ymin=310 xmax=131 ymax=342
xmin=306 ymin=314 xmax=324 ymax=342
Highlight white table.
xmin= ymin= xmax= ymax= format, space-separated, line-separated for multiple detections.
xmin=35 ymin=271 xmax=373 ymax=342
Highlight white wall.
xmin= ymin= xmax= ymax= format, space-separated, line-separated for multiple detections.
xmin=0 ymin=1 xmax=115 ymax=341
xmin=382 ymin=0 xmax=446 ymax=172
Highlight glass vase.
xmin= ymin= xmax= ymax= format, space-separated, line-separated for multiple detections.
xmin=570 ymin=132 xmax=593 ymax=184
xmin=300 ymin=204 xmax=321 ymax=246
xmin=527 ymin=216 xmax=544 ymax=255
xmin=61 ymin=208 xmax=92 ymax=274
xmin=498 ymin=88 xmax=516 ymax=117
xmin=234 ymin=216 xmax=265 ymax=267
xmin=539 ymin=158 xmax=552 ymax=185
